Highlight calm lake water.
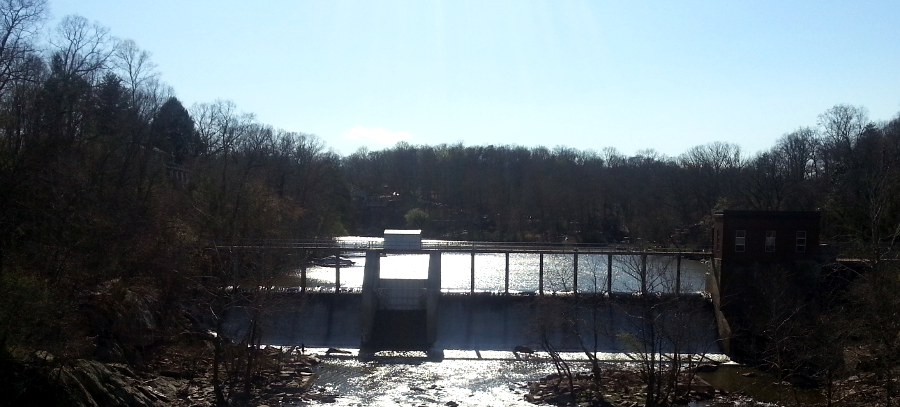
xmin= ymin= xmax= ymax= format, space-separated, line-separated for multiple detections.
xmin=303 ymin=250 xmax=709 ymax=294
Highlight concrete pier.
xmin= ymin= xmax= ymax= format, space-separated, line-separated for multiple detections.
xmin=360 ymin=250 xmax=380 ymax=344
xmin=360 ymin=250 xmax=442 ymax=350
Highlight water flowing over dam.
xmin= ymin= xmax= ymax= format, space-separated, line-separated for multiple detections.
xmin=225 ymin=292 xmax=720 ymax=354
xmin=224 ymin=237 xmax=720 ymax=354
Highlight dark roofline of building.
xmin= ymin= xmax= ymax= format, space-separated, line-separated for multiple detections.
xmin=713 ymin=210 xmax=821 ymax=220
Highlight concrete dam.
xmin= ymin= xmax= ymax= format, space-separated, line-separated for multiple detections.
xmin=225 ymin=250 xmax=722 ymax=354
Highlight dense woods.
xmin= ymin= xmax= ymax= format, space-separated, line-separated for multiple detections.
xmin=0 ymin=3 xmax=349 ymax=404
xmin=345 ymin=113 xmax=900 ymax=261
xmin=2 ymin=1 xmax=900 ymax=405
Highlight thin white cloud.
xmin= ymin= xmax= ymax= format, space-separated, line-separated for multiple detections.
xmin=343 ymin=126 xmax=412 ymax=145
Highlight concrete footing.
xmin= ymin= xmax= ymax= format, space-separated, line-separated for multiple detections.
xmin=361 ymin=250 xmax=441 ymax=350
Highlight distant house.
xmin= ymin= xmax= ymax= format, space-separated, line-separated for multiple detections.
xmin=166 ymin=163 xmax=190 ymax=186
xmin=384 ymin=229 xmax=422 ymax=251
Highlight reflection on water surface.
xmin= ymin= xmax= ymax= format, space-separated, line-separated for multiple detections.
xmin=302 ymin=251 xmax=708 ymax=294
xmin=296 ymin=351 xmax=810 ymax=407
xmin=309 ymin=355 xmax=559 ymax=407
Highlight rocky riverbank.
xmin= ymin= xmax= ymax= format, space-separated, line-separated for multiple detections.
xmin=0 ymin=345 xmax=326 ymax=407
xmin=523 ymin=367 xmax=720 ymax=407
xmin=522 ymin=364 xmax=900 ymax=407
xmin=6 ymin=345 xmax=882 ymax=407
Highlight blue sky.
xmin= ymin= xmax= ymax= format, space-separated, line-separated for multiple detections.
xmin=49 ymin=0 xmax=900 ymax=158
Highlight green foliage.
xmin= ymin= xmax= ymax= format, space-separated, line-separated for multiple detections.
xmin=150 ymin=97 xmax=198 ymax=163
xmin=404 ymin=207 xmax=429 ymax=230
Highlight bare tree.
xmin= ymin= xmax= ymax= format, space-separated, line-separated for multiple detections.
xmin=740 ymin=150 xmax=791 ymax=211
xmin=826 ymin=122 xmax=900 ymax=262
xmin=818 ymin=104 xmax=869 ymax=157
xmin=190 ymin=100 xmax=250 ymax=158
xmin=48 ymin=15 xmax=112 ymax=80
xmin=0 ymin=0 xmax=46 ymax=96
xmin=775 ymin=127 xmax=819 ymax=183
xmin=617 ymin=254 xmax=680 ymax=295
xmin=678 ymin=141 xmax=743 ymax=220
xmin=112 ymin=39 xmax=167 ymax=119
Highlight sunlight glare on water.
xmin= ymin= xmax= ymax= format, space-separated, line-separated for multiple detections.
xmin=380 ymin=254 xmax=430 ymax=279
xmin=301 ymin=350 xmax=731 ymax=407
xmin=303 ymin=250 xmax=708 ymax=293
xmin=312 ymin=357 xmax=560 ymax=407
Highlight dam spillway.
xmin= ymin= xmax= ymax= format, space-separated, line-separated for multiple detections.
xmin=224 ymin=291 xmax=721 ymax=354
xmin=224 ymin=248 xmax=720 ymax=354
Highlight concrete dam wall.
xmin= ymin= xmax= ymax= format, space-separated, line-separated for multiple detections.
xmin=224 ymin=293 xmax=721 ymax=354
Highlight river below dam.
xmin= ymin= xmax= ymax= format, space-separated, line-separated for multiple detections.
xmin=307 ymin=351 xmax=561 ymax=407
xmin=286 ymin=350 xmax=808 ymax=407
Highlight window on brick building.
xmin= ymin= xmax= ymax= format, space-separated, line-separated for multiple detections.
xmin=765 ymin=230 xmax=776 ymax=252
xmin=735 ymin=230 xmax=746 ymax=252
xmin=796 ymin=231 xmax=807 ymax=252
xmin=715 ymin=229 xmax=722 ymax=253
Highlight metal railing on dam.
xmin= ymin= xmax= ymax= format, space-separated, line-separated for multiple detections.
xmin=222 ymin=249 xmax=720 ymax=353
xmin=217 ymin=240 xmax=722 ymax=354
xmin=214 ymin=238 xmax=713 ymax=296
xmin=217 ymin=237 xmax=711 ymax=257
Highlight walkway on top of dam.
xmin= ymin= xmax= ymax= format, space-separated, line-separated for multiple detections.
xmin=218 ymin=236 xmax=713 ymax=296
xmin=218 ymin=237 xmax=712 ymax=257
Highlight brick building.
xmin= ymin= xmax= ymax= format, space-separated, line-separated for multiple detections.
xmin=712 ymin=210 xmax=820 ymax=265
xmin=708 ymin=210 xmax=822 ymax=358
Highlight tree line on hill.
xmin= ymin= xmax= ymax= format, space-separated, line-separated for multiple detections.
xmin=0 ymin=3 xmax=348 ymax=404
xmin=345 ymin=106 xmax=900 ymax=261
xmin=2 ymin=1 xmax=900 ymax=405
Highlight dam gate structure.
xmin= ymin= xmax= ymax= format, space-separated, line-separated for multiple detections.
xmin=360 ymin=250 xmax=441 ymax=350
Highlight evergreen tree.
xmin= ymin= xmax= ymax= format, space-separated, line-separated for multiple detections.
xmin=150 ymin=96 xmax=197 ymax=163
